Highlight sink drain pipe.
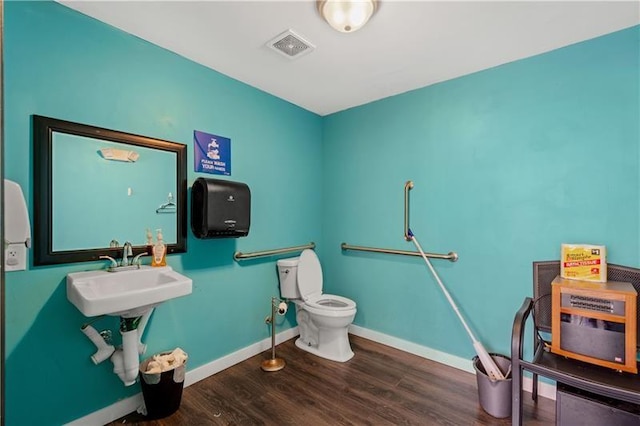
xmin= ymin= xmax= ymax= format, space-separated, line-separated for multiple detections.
xmin=112 ymin=308 xmax=155 ymax=386
xmin=112 ymin=329 xmax=139 ymax=386
xmin=80 ymin=309 xmax=155 ymax=385
xmin=81 ymin=323 xmax=115 ymax=365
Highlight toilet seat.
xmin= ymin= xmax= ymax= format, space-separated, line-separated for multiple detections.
xmin=306 ymin=293 xmax=356 ymax=311
xmin=297 ymin=249 xmax=323 ymax=301
xmin=304 ymin=293 xmax=356 ymax=318
xmin=298 ymin=250 xmax=356 ymax=317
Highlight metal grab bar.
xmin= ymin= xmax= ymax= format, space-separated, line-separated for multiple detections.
xmin=341 ymin=243 xmax=458 ymax=262
xmin=404 ymin=180 xmax=413 ymax=241
xmin=234 ymin=242 xmax=316 ymax=261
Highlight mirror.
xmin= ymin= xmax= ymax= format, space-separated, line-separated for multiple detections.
xmin=33 ymin=115 xmax=187 ymax=266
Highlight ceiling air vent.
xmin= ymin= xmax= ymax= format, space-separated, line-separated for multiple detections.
xmin=267 ymin=30 xmax=315 ymax=60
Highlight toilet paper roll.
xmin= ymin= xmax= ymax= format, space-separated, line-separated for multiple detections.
xmin=277 ymin=301 xmax=288 ymax=315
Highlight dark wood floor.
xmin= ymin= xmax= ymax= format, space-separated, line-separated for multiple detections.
xmin=110 ymin=335 xmax=554 ymax=425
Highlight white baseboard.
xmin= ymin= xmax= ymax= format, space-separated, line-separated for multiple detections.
xmin=184 ymin=326 xmax=299 ymax=387
xmin=69 ymin=325 xmax=556 ymax=424
xmin=66 ymin=327 xmax=300 ymax=425
xmin=349 ymin=324 xmax=475 ymax=373
xmin=66 ymin=394 xmax=144 ymax=426
xmin=349 ymin=324 xmax=557 ymax=400
xmin=523 ymin=375 xmax=556 ymax=400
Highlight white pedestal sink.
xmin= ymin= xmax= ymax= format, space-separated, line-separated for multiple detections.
xmin=67 ymin=265 xmax=192 ymax=317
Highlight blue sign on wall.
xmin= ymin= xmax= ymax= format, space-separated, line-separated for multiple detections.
xmin=194 ymin=130 xmax=231 ymax=175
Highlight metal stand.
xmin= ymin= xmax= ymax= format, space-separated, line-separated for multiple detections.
xmin=261 ymin=297 xmax=285 ymax=372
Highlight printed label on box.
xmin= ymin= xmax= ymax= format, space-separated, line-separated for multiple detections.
xmin=561 ymin=244 xmax=607 ymax=282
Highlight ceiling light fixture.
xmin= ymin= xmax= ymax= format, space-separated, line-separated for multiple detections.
xmin=317 ymin=0 xmax=379 ymax=33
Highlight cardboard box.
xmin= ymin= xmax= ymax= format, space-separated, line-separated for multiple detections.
xmin=560 ymin=244 xmax=607 ymax=282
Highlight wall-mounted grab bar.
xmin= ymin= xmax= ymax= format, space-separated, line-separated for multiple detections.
xmin=341 ymin=181 xmax=458 ymax=263
xmin=234 ymin=242 xmax=316 ymax=261
xmin=342 ymin=243 xmax=458 ymax=262
xmin=404 ymin=180 xmax=413 ymax=241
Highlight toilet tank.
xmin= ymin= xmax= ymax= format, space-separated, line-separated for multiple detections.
xmin=276 ymin=257 xmax=301 ymax=299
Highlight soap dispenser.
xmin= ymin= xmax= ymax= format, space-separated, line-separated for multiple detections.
xmin=145 ymin=228 xmax=154 ymax=257
xmin=151 ymin=229 xmax=167 ymax=267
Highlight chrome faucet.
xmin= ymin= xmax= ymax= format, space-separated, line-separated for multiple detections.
xmin=99 ymin=255 xmax=118 ymax=270
xmin=122 ymin=242 xmax=133 ymax=266
xmin=101 ymin=244 xmax=148 ymax=272
xmin=132 ymin=252 xmax=149 ymax=267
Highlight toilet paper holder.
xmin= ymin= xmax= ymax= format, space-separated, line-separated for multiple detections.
xmin=261 ymin=297 xmax=287 ymax=372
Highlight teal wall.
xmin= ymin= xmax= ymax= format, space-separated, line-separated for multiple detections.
xmin=321 ymin=26 xmax=640 ymax=358
xmin=4 ymin=1 xmax=639 ymax=424
xmin=4 ymin=2 xmax=322 ymax=425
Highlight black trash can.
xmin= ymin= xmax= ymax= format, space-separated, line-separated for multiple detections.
xmin=139 ymin=353 xmax=187 ymax=419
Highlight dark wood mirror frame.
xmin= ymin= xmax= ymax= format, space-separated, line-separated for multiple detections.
xmin=33 ymin=115 xmax=187 ymax=266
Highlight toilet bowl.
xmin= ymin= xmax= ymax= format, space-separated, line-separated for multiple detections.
xmin=277 ymin=249 xmax=357 ymax=362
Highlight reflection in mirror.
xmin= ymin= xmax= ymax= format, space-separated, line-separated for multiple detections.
xmin=34 ymin=115 xmax=187 ymax=266
xmin=52 ymin=133 xmax=177 ymax=250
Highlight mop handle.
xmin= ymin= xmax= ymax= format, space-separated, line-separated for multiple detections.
xmin=409 ymin=230 xmax=505 ymax=381
xmin=409 ymin=231 xmax=478 ymax=345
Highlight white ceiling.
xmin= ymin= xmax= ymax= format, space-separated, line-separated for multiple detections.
xmin=59 ymin=1 xmax=640 ymax=116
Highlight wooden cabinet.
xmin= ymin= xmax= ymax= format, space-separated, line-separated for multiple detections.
xmin=550 ymin=277 xmax=637 ymax=373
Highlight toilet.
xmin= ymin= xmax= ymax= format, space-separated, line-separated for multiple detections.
xmin=277 ymin=249 xmax=357 ymax=362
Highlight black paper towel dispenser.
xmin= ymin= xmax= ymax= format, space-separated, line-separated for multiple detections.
xmin=191 ymin=177 xmax=250 ymax=238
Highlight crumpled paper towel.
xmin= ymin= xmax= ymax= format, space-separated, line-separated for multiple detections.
xmin=144 ymin=347 xmax=188 ymax=374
